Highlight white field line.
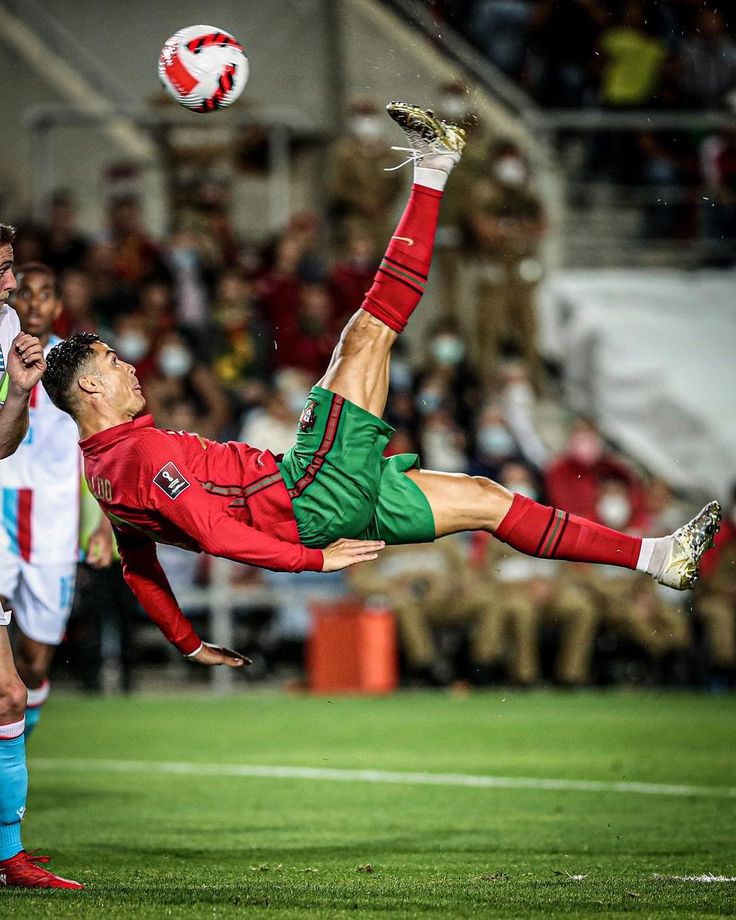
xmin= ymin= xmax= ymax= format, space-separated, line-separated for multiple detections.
xmin=33 ymin=758 xmax=736 ymax=800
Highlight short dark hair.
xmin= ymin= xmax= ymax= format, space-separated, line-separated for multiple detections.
xmin=0 ymin=224 xmax=16 ymax=245
xmin=16 ymin=261 xmax=60 ymax=297
xmin=43 ymin=332 xmax=100 ymax=416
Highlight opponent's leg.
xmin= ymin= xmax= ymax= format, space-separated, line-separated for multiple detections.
xmin=407 ymin=469 xmax=721 ymax=591
xmin=318 ymin=103 xmax=465 ymax=417
xmin=15 ymin=633 xmax=54 ymax=739
xmin=0 ymin=623 xmax=28 ymax=863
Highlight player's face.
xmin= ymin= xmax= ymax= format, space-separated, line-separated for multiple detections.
xmin=86 ymin=341 xmax=146 ymax=415
xmin=0 ymin=244 xmax=17 ymax=305
xmin=13 ymin=271 xmax=62 ymax=341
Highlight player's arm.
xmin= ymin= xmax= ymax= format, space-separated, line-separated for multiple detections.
xmin=144 ymin=445 xmax=383 ymax=573
xmin=0 ymin=332 xmax=45 ymax=459
xmin=115 ymin=528 xmax=247 ymax=667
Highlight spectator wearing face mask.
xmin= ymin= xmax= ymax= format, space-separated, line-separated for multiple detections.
xmin=420 ymin=409 xmax=469 ymax=474
xmin=580 ymin=475 xmax=690 ymax=680
xmin=111 ymin=312 xmax=156 ymax=384
xmin=694 ymin=485 xmax=736 ymax=688
xmin=414 ymin=316 xmax=481 ymax=432
xmin=238 ymin=368 xmax=311 ymax=458
xmin=461 ymin=140 xmax=546 ymax=390
xmin=326 ymin=96 xmax=405 ymax=253
xmin=469 ymin=403 xmax=522 ymax=481
xmin=474 ymin=460 xmax=600 ymax=686
xmin=545 ymin=419 xmax=647 ymax=526
xmin=145 ymin=331 xmax=230 ymax=439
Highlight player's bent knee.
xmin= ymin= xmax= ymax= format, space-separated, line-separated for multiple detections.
xmin=0 ymin=679 xmax=28 ymax=723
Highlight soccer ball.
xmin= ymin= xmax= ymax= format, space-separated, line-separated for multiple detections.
xmin=158 ymin=24 xmax=248 ymax=113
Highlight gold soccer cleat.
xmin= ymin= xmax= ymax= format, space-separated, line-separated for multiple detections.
xmin=385 ymin=101 xmax=466 ymax=174
xmin=656 ymin=501 xmax=721 ymax=590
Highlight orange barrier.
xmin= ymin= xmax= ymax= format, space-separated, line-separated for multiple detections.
xmin=307 ymin=602 xmax=398 ymax=694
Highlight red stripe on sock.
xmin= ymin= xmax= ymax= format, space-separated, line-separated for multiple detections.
xmin=495 ymin=494 xmax=641 ymax=570
xmin=362 ymin=184 xmax=442 ymax=334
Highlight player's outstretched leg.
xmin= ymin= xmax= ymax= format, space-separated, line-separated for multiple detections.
xmin=407 ymin=470 xmax=721 ymax=591
xmin=317 ymin=103 xmax=465 ymax=418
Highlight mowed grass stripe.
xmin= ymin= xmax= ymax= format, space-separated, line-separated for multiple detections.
xmin=33 ymin=757 xmax=736 ymax=799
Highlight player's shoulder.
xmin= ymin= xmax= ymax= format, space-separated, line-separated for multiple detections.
xmin=124 ymin=425 xmax=195 ymax=473
xmin=0 ymin=304 xmax=20 ymax=345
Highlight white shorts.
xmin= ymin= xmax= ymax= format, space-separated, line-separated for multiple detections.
xmin=0 ymin=556 xmax=76 ymax=645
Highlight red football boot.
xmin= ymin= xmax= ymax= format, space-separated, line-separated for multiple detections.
xmin=0 ymin=849 xmax=84 ymax=889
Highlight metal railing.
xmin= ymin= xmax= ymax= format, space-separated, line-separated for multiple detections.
xmin=23 ymin=105 xmax=321 ymax=233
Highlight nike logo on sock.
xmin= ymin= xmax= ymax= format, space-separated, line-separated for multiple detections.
xmin=391 ymin=236 xmax=414 ymax=246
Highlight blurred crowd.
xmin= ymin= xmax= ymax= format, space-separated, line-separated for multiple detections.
xmin=7 ymin=83 xmax=734 ymax=693
xmin=427 ymin=1 xmax=736 ymax=256
xmin=432 ymin=1 xmax=736 ymax=110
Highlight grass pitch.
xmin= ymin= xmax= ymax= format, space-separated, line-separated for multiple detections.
xmin=4 ymin=690 xmax=736 ymax=918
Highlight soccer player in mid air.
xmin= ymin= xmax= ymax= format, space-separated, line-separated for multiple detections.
xmin=42 ymin=104 xmax=720 ymax=668
xmin=0 ymin=226 xmax=83 ymax=889
xmin=0 ymin=263 xmax=114 ymax=738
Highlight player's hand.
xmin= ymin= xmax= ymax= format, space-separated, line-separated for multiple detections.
xmin=321 ymin=538 xmax=385 ymax=572
xmin=87 ymin=526 xmax=114 ymax=569
xmin=189 ymin=642 xmax=251 ymax=668
xmin=7 ymin=333 xmax=46 ymax=393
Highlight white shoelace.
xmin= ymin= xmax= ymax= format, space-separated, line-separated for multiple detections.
xmin=384 ymin=146 xmax=422 ymax=171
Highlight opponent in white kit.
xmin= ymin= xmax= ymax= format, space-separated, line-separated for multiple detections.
xmin=0 ymin=226 xmax=83 ymax=888
xmin=0 ymin=262 xmax=112 ymax=737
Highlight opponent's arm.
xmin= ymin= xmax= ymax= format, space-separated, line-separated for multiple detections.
xmin=0 ymin=333 xmax=46 ymax=459
xmin=116 ymin=530 xmax=246 ymax=667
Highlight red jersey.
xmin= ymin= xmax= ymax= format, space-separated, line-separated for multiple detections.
xmin=80 ymin=414 xmax=324 ymax=655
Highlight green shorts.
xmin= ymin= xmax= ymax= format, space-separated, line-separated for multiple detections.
xmin=278 ymin=386 xmax=436 ymax=549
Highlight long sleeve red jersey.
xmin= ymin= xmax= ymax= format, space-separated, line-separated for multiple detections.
xmin=80 ymin=414 xmax=324 ymax=655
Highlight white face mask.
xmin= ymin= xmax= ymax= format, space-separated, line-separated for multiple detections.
xmin=116 ymin=332 xmax=149 ymax=363
xmin=441 ymin=96 xmax=470 ymax=119
xmin=597 ymin=494 xmax=631 ymax=529
xmin=495 ymin=156 xmax=527 ymax=187
xmin=390 ymin=360 xmax=413 ymax=392
xmin=504 ymin=480 xmax=538 ymax=501
xmin=158 ymin=344 xmax=193 ymax=379
xmin=478 ymin=425 xmax=516 ymax=458
xmin=350 ymin=115 xmax=383 ymax=141
xmin=431 ymin=335 xmax=465 ymax=366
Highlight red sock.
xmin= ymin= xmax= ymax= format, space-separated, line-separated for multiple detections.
xmin=494 ymin=494 xmax=641 ymax=570
xmin=362 ymin=183 xmax=443 ymax=333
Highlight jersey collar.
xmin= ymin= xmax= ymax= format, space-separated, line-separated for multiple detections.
xmin=79 ymin=413 xmax=155 ymax=451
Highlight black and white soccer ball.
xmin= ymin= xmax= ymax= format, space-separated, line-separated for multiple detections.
xmin=158 ymin=24 xmax=248 ymax=114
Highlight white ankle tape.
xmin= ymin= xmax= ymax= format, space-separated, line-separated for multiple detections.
xmin=0 ymin=718 xmax=25 ymax=739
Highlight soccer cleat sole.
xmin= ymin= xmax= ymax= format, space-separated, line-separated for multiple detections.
xmin=385 ymin=101 xmax=466 ymax=154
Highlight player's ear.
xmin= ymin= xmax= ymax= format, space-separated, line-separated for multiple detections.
xmin=77 ymin=373 xmax=102 ymax=397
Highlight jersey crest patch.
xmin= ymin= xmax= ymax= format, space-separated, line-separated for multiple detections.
xmin=298 ymin=399 xmax=317 ymax=432
xmin=153 ymin=462 xmax=191 ymax=500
